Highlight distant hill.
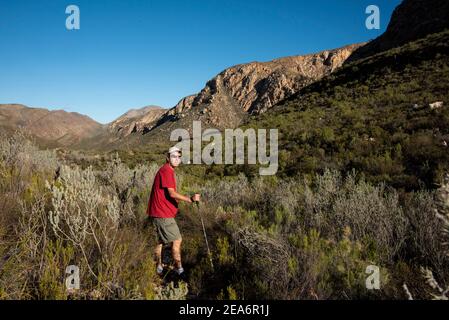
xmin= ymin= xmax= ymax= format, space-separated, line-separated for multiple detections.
xmin=107 ymin=105 xmax=165 ymax=137
xmin=0 ymin=104 xmax=170 ymax=150
xmin=67 ymin=105 xmax=165 ymax=150
xmin=0 ymin=104 xmax=104 ymax=147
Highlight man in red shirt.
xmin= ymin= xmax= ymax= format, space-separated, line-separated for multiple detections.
xmin=147 ymin=146 xmax=200 ymax=276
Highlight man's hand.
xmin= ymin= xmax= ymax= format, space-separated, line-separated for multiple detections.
xmin=167 ymin=188 xmax=201 ymax=204
xmin=191 ymin=193 xmax=201 ymax=203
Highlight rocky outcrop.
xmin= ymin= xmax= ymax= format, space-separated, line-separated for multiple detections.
xmin=107 ymin=106 xmax=165 ymax=137
xmin=348 ymin=0 xmax=449 ymax=62
xmin=147 ymin=43 xmax=363 ymax=133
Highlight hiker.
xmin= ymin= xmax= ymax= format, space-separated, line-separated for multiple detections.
xmin=146 ymin=146 xmax=200 ymax=276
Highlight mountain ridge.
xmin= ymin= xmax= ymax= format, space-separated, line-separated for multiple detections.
xmin=347 ymin=0 xmax=449 ymax=62
xmin=66 ymin=43 xmax=364 ymax=151
xmin=0 ymin=104 xmax=104 ymax=147
xmin=123 ymin=43 xmax=364 ymax=142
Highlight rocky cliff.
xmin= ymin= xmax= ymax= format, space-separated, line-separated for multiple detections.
xmin=140 ymin=43 xmax=364 ymax=135
xmin=107 ymin=105 xmax=165 ymax=137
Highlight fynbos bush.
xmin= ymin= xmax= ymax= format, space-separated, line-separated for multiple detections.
xmin=0 ymin=131 xmax=58 ymax=173
xmin=301 ymin=170 xmax=408 ymax=263
xmin=98 ymin=154 xmax=159 ymax=224
xmin=423 ymin=173 xmax=449 ymax=299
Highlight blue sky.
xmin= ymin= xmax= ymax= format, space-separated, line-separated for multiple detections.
xmin=0 ymin=0 xmax=401 ymax=124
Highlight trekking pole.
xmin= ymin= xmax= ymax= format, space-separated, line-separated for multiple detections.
xmin=196 ymin=201 xmax=214 ymax=271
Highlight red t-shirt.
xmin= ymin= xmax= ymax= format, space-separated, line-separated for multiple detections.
xmin=147 ymin=162 xmax=178 ymax=218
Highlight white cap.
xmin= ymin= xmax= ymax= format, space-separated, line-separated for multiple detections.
xmin=168 ymin=146 xmax=182 ymax=155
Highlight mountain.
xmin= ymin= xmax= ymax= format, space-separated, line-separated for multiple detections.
xmin=0 ymin=103 xmax=168 ymax=149
xmin=0 ymin=104 xmax=104 ymax=147
xmin=107 ymin=105 xmax=165 ymax=137
xmin=348 ymin=0 xmax=449 ymax=62
xmin=236 ymin=0 xmax=449 ymax=189
xmin=65 ymin=105 xmax=166 ymax=150
xmin=240 ymin=28 xmax=449 ymax=189
xmin=8 ymin=0 xmax=448 ymax=154
xmin=0 ymin=12 xmax=361 ymax=151
xmin=146 ymin=44 xmax=363 ymax=136
xmin=73 ymin=44 xmax=364 ymax=150
xmin=237 ymin=0 xmax=449 ymax=189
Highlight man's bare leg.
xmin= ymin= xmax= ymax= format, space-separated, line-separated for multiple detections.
xmin=154 ymin=243 xmax=163 ymax=269
xmin=172 ymin=239 xmax=183 ymax=270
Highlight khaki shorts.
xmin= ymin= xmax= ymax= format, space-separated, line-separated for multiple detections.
xmin=150 ymin=217 xmax=182 ymax=244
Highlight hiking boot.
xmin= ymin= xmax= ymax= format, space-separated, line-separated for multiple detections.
xmin=176 ymin=267 xmax=188 ymax=281
xmin=175 ymin=267 xmax=184 ymax=275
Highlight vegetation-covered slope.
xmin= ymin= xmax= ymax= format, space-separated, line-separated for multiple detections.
xmin=243 ymin=30 xmax=449 ymax=191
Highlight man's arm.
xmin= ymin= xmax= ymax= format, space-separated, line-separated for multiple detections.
xmin=167 ymin=188 xmax=194 ymax=203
